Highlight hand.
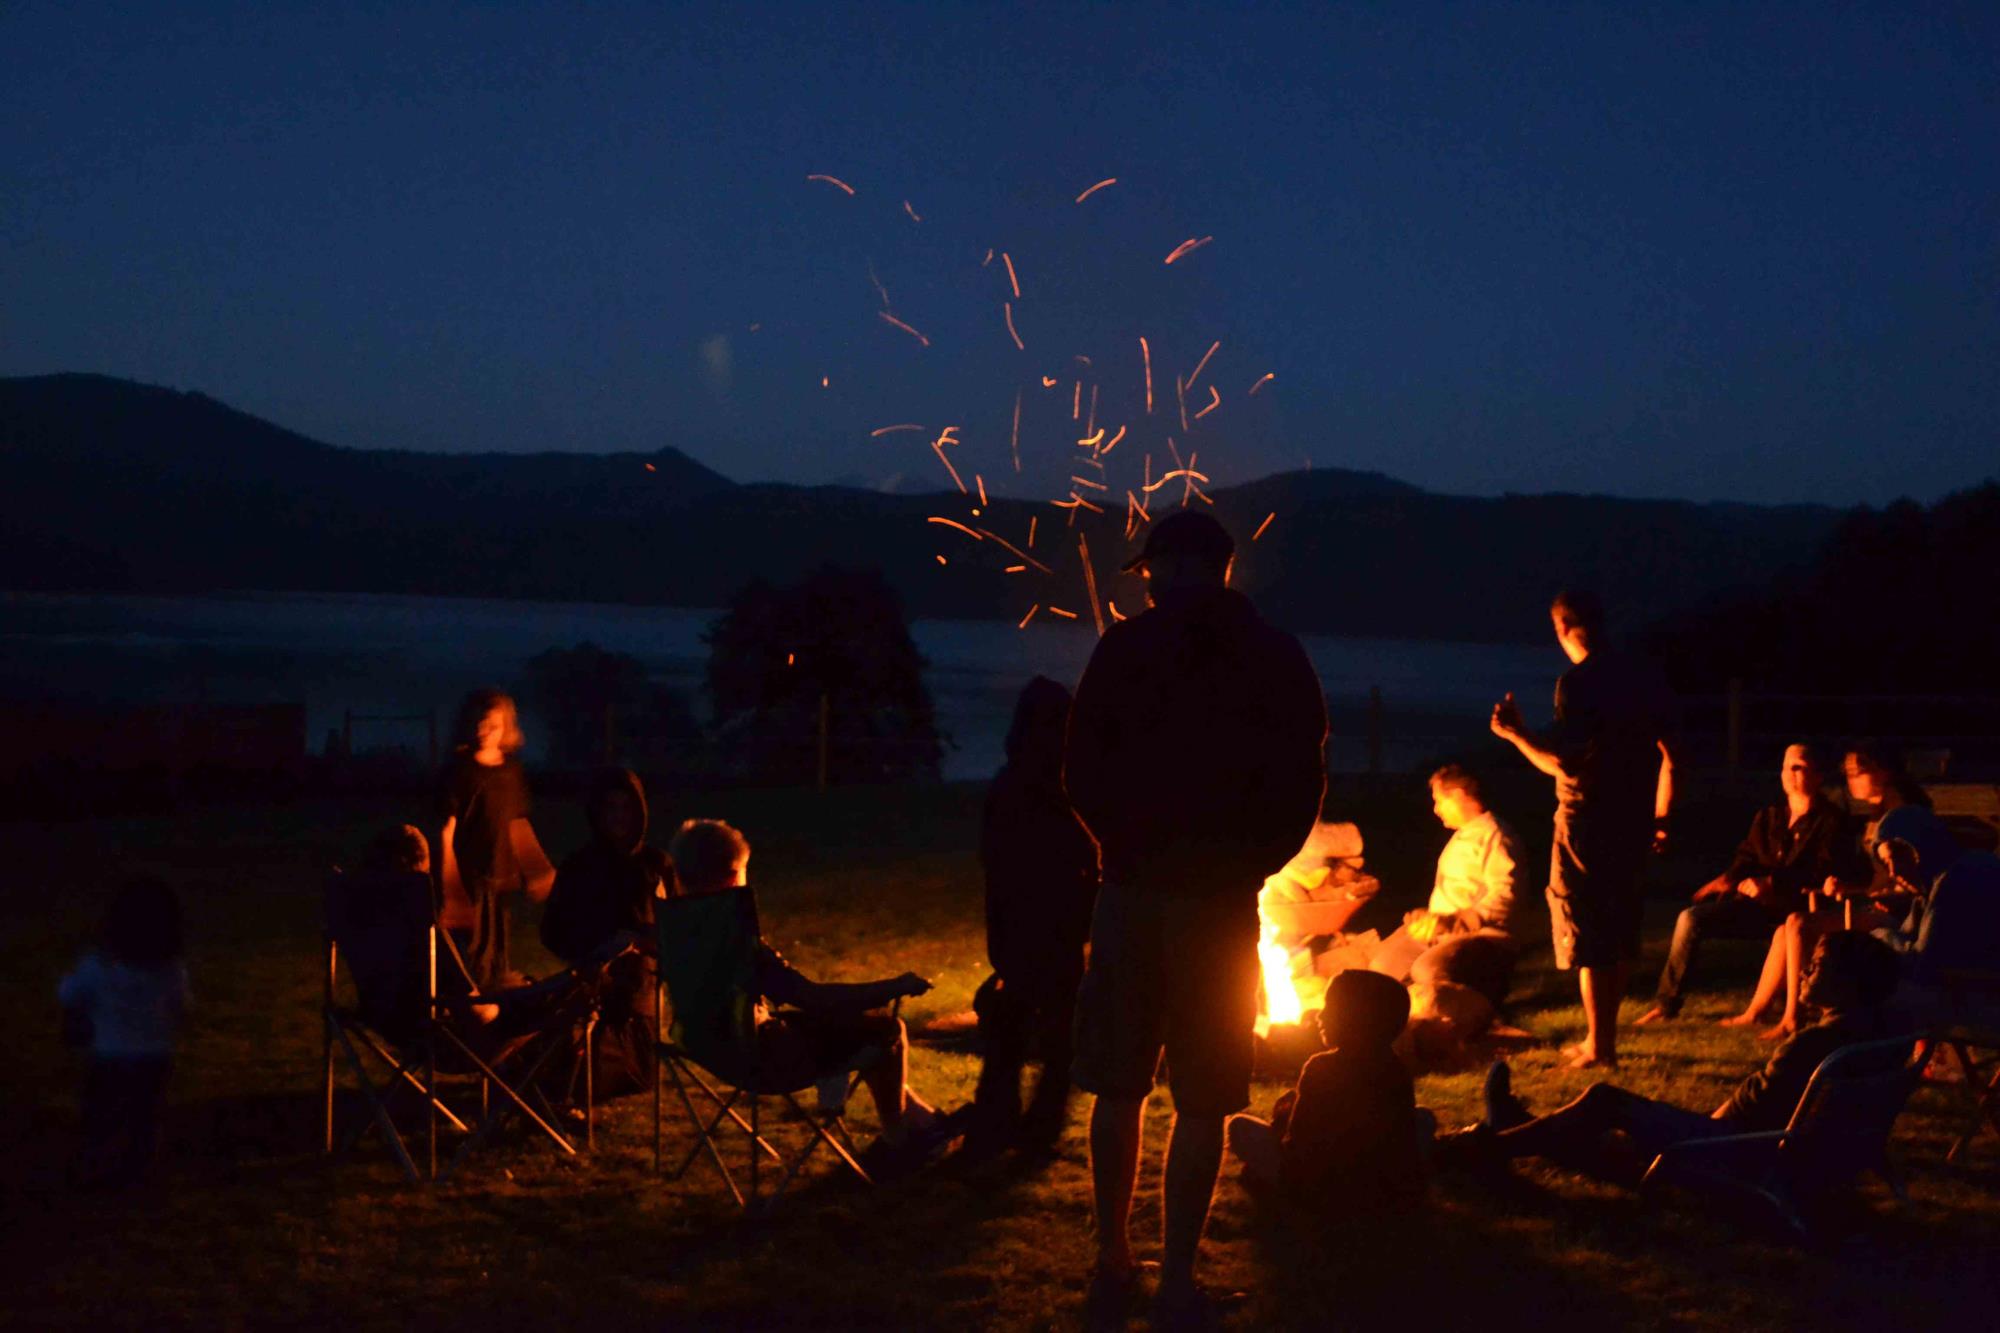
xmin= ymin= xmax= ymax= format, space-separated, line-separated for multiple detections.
xmin=1406 ymin=912 xmax=1440 ymax=946
xmin=1489 ymin=693 xmax=1525 ymax=740
xmin=1692 ymin=876 xmax=1729 ymax=901
xmin=894 ymin=971 xmax=933 ymax=999
xmin=1737 ymin=877 xmax=1768 ymax=901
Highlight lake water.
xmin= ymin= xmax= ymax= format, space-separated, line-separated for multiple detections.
xmin=0 ymin=591 xmax=1558 ymax=779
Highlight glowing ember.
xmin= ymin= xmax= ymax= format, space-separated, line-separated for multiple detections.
xmin=927 ymin=516 xmax=983 ymax=540
xmin=1010 ymin=391 xmax=1022 ymax=473
xmin=1005 ymin=563 xmax=1026 ymax=573
xmin=1075 ymin=177 xmax=1117 ymax=204
xmin=870 ymin=423 xmax=925 ymax=437
xmin=1004 ymin=301 xmax=1025 ymax=350
xmin=1248 ymin=372 xmax=1275 ymax=395
xmin=1186 ymin=340 xmax=1220 ymax=392
xmin=935 ymin=554 xmax=947 ymax=565
xmin=1048 ymin=606 xmax=1079 ymax=620
xmin=1017 ymin=604 xmax=1040 ymax=628
xmin=1100 ymin=424 xmax=1126 ymax=454
xmin=1140 ymin=336 xmax=1153 ymax=414
xmin=807 ymin=173 xmax=856 ymax=195
xmin=1193 ymin=384 xmax=1221 ymax=420
xmin=903 ymin=200 xmax=922 ymax=222
xmin=877 ymin=310 xmax=931 ymax=347
xmin=976 ymin=474 xmax=988 ymax=507
xmin=1002 ymin=252 xmax=1021 ymax=299
xmin=643 ymin=462 xmax=656 ymax=472
xmin=1253 ymin=511 xmax=1275 ymax=542
xmin=1163 ymin=235 xmax=1213 ymax=265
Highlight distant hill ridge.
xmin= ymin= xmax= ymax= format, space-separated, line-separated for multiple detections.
xmin=1 ymin=372 xmax=1845 ymax=641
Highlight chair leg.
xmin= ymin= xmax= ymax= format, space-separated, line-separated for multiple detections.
xmin=584 ymin=1012 xmax=597 ymax=1152
xmin=329 ymin=1020 xmax=424 ymax=1184
xmin=323 ymin=1012 xmax=338 ymax=1156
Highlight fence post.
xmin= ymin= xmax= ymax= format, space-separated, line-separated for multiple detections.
xmin=1725 ymin=678 xmax=1743 ymax=774
xmin=1366 ymin=685 xmax=1384 ymax=776
xmin=817 ymin=692 xmax=831 ymax=790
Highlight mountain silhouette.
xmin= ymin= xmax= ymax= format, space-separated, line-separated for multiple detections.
xmin=2 ymin=373 xmax=1844 ymax=640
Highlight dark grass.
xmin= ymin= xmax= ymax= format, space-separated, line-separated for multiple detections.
xmin=2 ymin=777 xmax=1996 ymax=1330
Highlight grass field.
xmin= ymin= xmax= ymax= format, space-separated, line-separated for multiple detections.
xmin=3 ymin=776 xmax=1996 ymax=1331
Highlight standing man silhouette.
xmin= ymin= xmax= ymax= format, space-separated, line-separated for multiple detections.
xmin=1065 ymin=512 xmax=1327 ymax=1327
xmin=1491 ymin=590 xmax=1677 ymax=1069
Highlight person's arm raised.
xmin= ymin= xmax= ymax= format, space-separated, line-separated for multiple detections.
xmin=1489 ymin=693 xmax=1567 ymax=780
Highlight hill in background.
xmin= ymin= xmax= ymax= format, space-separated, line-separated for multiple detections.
xmin=2 ymin=372 xmax=1846 ymax=641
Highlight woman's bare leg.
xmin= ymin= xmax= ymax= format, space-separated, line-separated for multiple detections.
xmin=1720 ymin=927 xmax=1786 ymax=1026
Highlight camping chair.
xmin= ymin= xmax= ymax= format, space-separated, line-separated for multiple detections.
xmin=1640 ymin=1034 xmax=1933 ymax=1242
xmin=1932 ymin=969 xmax=2000 ymax=1164
xmin=650 ymin=889 xmax=879 ymax=1213
xmin=322 ymin=868 xmax=608 ymax=1182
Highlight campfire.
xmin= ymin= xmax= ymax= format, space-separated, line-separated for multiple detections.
xmin=1255 ymin=820 xmax=1379 ymax=1050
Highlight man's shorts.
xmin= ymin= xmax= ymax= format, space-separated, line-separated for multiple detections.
xmin=1072 ymin=882 xmax=1260 ymax=1117
xmin=1547 ymin=826 xmax=1648 ymax=971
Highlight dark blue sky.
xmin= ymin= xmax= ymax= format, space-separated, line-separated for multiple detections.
xmin=5 ymin=2 xmax=1995 ymax=504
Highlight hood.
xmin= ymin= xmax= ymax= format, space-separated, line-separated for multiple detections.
xmin=1875 ymin=804 xmax=1964 ymax=883
xmin=586 ymin=766 xmax=650 ymax=855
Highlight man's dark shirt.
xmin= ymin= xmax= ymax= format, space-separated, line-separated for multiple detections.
xmin=1722 ymin=799 xmax=1848 ymax=917
xmin=1550 ymin=648 xmax=1674 ymax=851
xmin=436 ymin=754 xmax=531 ymax=921
xmin=1064 ymin=586 xmax=1327 ymax=890
xmin=1718 ymin=1010 xmax=1897 ymax=1131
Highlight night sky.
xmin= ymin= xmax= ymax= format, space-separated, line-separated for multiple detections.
xmin=5 ymin=2 xmax=1995 ymax=505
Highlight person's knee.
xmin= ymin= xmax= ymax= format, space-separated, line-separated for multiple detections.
xmin=1577 ymin=1082 xmax=1634 ymax=1112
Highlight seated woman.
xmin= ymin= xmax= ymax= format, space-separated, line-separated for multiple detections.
xmin=1369 ymin=765 xmax=1523 ymax=1009
xmin=1723 ymin=741 xmax=1927 ymax=1038
xmin=1457 ymin=931 xmax=1905 ymax=1187
xmin=1872 ymin=805 xmax=2000 ymax=1020
xmin=665 ymin=818 xmax=942 ymax=1160
xmin=540 ymin=768 xmax=673 ymax=1093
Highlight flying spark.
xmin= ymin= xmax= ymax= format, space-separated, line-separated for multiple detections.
xmin=1248 ymin=372 xmax=1275 ymax=395
xmin=1163 ymin=236 xmax=1213 ymax=265
xmin=1075 ymin=177 xmax=1117 ymax=203
xmin=877 ymin=311 xmax=931 ymax=347
xmin=1253 ymin=512 xmax=1275 ymax=541
xmin=807 ymin=173 xmax=856 ymax=195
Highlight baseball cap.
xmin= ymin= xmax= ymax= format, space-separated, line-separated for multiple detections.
xmin=1120 ymin=510 xmax=1236 ymax=572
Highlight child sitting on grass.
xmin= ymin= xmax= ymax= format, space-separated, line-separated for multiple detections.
xmin=59 ymin=876 xmax=191 ymax=1188
xmin=664 ymin=819 xmax=946 ymax=1165
xmin=1226 ymin=968 xmax=1428 ymax=1216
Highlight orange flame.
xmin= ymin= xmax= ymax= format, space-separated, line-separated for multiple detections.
xmin=1260 ymin=923 xmax=1303 ymax=1026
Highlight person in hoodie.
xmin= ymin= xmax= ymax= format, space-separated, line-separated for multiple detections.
xmin=1870 ymin=802 xmax=2000 ymax=1020
xmin=968 ymin=676 xmax=1100 ymax=1158
xmin=1065 ymin=510 xmax=1328 ymax=1328
xmin=541 ymin=768 xmax=674 ymax=1093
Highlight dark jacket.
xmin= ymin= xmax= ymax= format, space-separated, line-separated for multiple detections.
xmin=1722 ymin=798 xmax=1848 ymax=916
xmin=541 ymin=768 xmax=672 ymax=965
xmin=982 ymin=759 xmax=1099 ymax=987
xmin=1064 ymin=586 xmax=1327 ymax=890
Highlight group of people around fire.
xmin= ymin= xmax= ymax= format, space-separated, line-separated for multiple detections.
xmin=57 ymin=509 xmax=2000 ymax=1332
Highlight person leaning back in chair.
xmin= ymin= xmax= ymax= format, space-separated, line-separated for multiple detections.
xmin=1443 ymin=930 xmax=1909 ymax=1188
xmin=1637 ymin=743 xmax=1848 ymax=1025
xmin=1065 ymin=510 xmax=1328 ymax=1330
xmin=1490 ymin=589 xmax=1678 ymax=1070
xmin=663 ymin=819 xmax=944 ymax=1166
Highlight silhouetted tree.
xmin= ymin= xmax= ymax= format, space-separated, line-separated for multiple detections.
xmin=704 ymin=567 xmax=944 ymax=784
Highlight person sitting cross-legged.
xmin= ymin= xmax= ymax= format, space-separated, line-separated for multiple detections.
xmin=1637 ymin=743 xmax=1847 ymax=1024
xmin=664 ymin=818 xmax=945 ymax=1165
xmin=1369 ymin=765 xmax=1524 ymax=1010
xmin=1226 ymin=969 xmax=1428 ymax=1217
xmin=1449 ymin=930 xmax=1906 ymax=1188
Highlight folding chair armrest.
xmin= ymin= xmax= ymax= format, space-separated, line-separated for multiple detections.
xmin=1642 ymin=1130 xmax=1785 ymax=1190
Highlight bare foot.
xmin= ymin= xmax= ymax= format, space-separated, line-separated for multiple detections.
xmin=1717 ymin=1010 xmax=1765 ymax=1028
xmin=1634 ymin=1006 xmax=1672 ymax=1026
xmin=1559 ymin=1042 xmax=1618 ymax=1071
xmin=1756 ymin=1021 xmax=1793 ymax=1043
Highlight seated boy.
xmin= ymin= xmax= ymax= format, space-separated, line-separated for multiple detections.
xmin=1368 ymin=766 xmax=1523 ymax=1009
xmin=1226 ymin=968 xmax=1427 ymax=1215
xmin=1458 ymin=930 xmax=1906 ymax=1187
xmin=665 ymin=819 xmax=941 ymax=1156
